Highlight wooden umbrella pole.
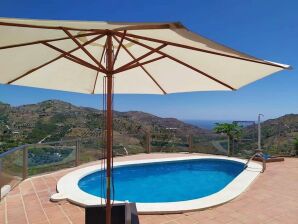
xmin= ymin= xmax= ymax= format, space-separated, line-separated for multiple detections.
xmin=105 ymin=31 xmax=113 ymax=224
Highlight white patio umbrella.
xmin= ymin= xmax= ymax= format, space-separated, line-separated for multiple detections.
xmin=0 ymin=18 xmax=291 ymax=224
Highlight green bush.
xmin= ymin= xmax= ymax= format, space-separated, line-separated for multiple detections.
xmin=26 ymin=121 xmax=58 ymax=143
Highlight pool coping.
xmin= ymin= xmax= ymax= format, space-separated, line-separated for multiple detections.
xmin=51 ymin=155 xmax=262 ymax=214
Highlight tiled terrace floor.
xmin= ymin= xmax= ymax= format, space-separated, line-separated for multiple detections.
xmin=1 ymin=153 xmax=298 ymax=224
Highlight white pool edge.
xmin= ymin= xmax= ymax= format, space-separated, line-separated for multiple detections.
xmin=52 ymin=155 xmax=262 ymax=214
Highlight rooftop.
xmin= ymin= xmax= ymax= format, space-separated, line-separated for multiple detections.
xmin=0 ymin=153 xmax=297 ymax=224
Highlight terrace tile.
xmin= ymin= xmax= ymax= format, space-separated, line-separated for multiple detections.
xmin=0 ymin=153 xmax=297 ymax=224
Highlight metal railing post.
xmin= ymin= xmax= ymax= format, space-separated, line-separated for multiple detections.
xmin=188 ymin=135 xmax=193 ymax=153
xmin=0 ymin=158 xmax=2 ymax=200
xmin=75 ymin=139 xmax=80 ymax=166
xmin=146 ymin=133 xmax=151 ymax=154
xmin=227 ymin=137 xmax=230 ymax=157
xmin=22 ymin=146 xmax=28 ymax=180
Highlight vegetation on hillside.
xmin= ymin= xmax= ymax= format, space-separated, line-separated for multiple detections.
xmin=0 ymin=100 xmax=297 ymax=157
xmin=241 ymin=114 xmax=298 ymax=156
xmin=0 ymin=100 xmax=206 ymax=154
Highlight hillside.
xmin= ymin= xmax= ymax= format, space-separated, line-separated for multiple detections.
xmin=118 ymin=111 xmax=205 ymax=136
xmin=1 ymin=100 xmax=297 ymax=156
xmin=0 ymin=100 xmax=207 ymax=153
xmin=242 ymin=114 xmax=298 ymax=155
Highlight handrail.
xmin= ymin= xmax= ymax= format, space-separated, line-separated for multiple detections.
xmin=245 ymin=150 xmax=266 ymax=173
xmin=114 ymin=145 xmax=129 ymax=156
xmin=0 ymin=134 xmax=270 ymax=175
xmin=34 ymin=135 xmax=107 ymax=145
xmin=0 ymin=133 xmax=146 ymax=158
xmin=0 ymin=137 xmax=100 ymax=158
xmin=0 ymin=145 xmax=28 ymax=158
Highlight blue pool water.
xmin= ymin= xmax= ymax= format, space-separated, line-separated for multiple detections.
xmin=78 ymin=159 xmax=245 ymax=203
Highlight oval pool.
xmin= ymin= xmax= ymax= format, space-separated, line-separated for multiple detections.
xmin=78 ymin=159 xmax=245 ymax=203
xmin=53 ymin=156 xmax=262 ymax=213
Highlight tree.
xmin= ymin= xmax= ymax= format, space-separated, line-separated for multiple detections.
xmin=214 ymin=122 xmax=243 ymax=156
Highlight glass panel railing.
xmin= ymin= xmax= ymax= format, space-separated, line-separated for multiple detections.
xmin=1 ymin=131 xmax=294 ymax=193
xmin=232 ymin=136 xmax=297 ymax=158
xmin=79 ymin=133 xmax=147 ymax=164
xmin=262 ymin=136 xmax=296 ymax=156
xmin=232 ymin=139 xmax=257 ymax=159
xmin=79 ymin=137 xmax=103 ymax=164
xmin=192 ymin=133 xmax=228 ymax=156
xmin=151 ymin=133 xmax=189 ymax=153
xmin=113 ymin=133 xmax=147 ymax=155
xmin=27 ymin=140 xmax=77 ymax=176
xmin=0 ymin=146 xmax=24 ymax=195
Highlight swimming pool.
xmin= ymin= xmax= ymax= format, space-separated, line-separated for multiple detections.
xmin=52 ymin=156 xmax=262 ymax=213
xmin=78 ymin=159 xmax=244 ymax=203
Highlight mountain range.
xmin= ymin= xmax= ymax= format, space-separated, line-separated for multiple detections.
xmin=0 ymin=100 xmax=207 ymax=153
xmin=0 ymin=100 xmax=297 ymax=156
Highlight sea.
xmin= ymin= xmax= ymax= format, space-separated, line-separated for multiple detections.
xmin=183 ymin=120 xmax=233 ymax=130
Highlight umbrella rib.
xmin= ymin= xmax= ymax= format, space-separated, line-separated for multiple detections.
xmin=114 ymin=56 xmax=166 ymax=74
xmin=100 ymin=38 xmax=108 ymax=66
xmin=42 ymin=42 xmax=104 ymax=72
xmin=92 ymin=38 xmax=108 ymax=94
xmin=112 ymin=30 xmax=126 ymax=67
xmin=92 ymin=71 xmax=100 ymax=94
xmin=0 ymin=21 xmax=181 ymax=32
xmin=113 ymin=43 xmax=167 ymax=73
xmin=0 ymin=21 xmax=107 ymax=32
xmin=121 ymin=35 xmax=235 ymax=90
xmin=112 ymin=23 xmax=183 ymax=31
xmin=113 ymin=31 xmax=287 ymax=69
xmin=113 ymin=35 xmax=167 ymax=94
xmin=61 ymin=27 xmax=107 ymax=72
xmin=0 ymin=31 xmax=100 ymax=50
xmin=7 ymin=34 xmax=106 ymax=84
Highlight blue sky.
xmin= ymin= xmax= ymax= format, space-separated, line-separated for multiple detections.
xmin=0 ymin=0 xmax=297 ymax=120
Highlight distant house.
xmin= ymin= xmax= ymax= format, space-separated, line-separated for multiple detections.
xmin=166 ymin=127 xmax=178 ymax=130
xmin=16 ymin=123 xmax=34 ymax=128
xmin=39 ymin=113 xmax=47 ymax=117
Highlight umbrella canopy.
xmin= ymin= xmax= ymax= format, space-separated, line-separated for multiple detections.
xmin=0 ymin=18 xmax=291 ymax=94
xmin=0 ymin=18 xmax=291 ymax=224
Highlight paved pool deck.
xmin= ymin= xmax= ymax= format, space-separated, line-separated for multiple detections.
xmin=0 ymin=153 xmax=297 ymax=224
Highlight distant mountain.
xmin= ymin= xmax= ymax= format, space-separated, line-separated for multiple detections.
xmin=0 ymin=100 xmax=207 ymax=153
xmin=121 ymin=111 xmax=207 ymax=136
